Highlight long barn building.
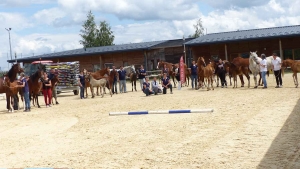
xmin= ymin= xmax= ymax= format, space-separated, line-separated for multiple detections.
xmin=8 ymin=25 xmax=300 ymax=71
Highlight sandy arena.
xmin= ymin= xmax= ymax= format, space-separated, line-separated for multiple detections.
xmin=0 ymin=74 xmax=299 ymax=168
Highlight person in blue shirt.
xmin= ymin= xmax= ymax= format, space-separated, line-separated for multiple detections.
xmin=118 ymin=66 xmax=127 ymax=93
xmin=162 ymin=73 xmax=173 ymax=94
xmin=18 ymin=73 xmax=30 ymax=112
xmin=142 ymin=77 xmax=154 ymax=96
xmin=78 ymin=70 xmax=85 ymax=99
xmin=138 ymin=65 xmax=147 ymax=90
xmin=190 ymin=61 xmax=198 ymax=89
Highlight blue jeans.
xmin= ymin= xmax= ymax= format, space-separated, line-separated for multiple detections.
xmin=119 ymin=80 xmax=127 ymax=93
xmin=262 ymin=71 xmax=267 ymax=87
xmin=24 ymin=92 xmax=30 ymax=109
xmin=80 ymin=85 xmax=85 ymax=98
xmin=191 ymin=74 xmax=198 ymax=88
xmin=112 ymin=81 xmax=118 ymax=93
xmin=143 ymin=88 xmax=153 ymax=96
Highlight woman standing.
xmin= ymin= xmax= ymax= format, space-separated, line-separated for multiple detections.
xmin=41 ymin=72 xmax=52 ymax=107
xmin=260 ymin=54 xmax=268 ymax=89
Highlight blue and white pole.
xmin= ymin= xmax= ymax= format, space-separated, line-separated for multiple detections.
xmin=109 ymin=109 xmax=213 ymax=116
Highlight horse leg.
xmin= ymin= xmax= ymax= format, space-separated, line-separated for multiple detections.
xmin=211 ymin=77 xmax=214 ymax=90
xmin=10 ymin=96 xmax=14 ymax=113
xmin=36 ymin=95 xmax=41 ymax=108
xmin=91 ymin=87 xmax=95 ymax=98
xmin=295 ymin=73 xmax=298 ymax=88
xmin=254 ymin=74 xmax=258 ymax=88
xmin=240 ymin=75 xmax=245 ymax=87
xmin=246 ymin=74 xmax=250 ymax=88
xmin=134 ymin=80 xmax=137 ymax=91
xmin=132 ymin=81 xmax=133 ymax=92
xmin=96 ymin=87 xmax=99 ymax=96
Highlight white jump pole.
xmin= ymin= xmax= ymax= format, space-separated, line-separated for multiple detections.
xmin=109 ymin=109 xmax=214 ymax=116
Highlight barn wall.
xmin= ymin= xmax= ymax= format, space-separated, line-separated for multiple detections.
xmin=190 ymin=36 xmax=300 ymax=62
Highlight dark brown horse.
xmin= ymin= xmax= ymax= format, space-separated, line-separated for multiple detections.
xmin=0 ymin=63 xmax=23 ymax=112
xmin=129 ymin=68 xmax=138 ymax=92
xmin=3 ymin=77 xmax=22 ymax=112
xmin=28 ymin=69 xmax=44 ymax=108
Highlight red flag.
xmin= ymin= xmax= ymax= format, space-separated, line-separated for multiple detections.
xmin=180 ymin=56 xmax=185 ymax=84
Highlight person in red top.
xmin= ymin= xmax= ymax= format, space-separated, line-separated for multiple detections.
xmin=41 ymin=72 xmax=52 ymax=107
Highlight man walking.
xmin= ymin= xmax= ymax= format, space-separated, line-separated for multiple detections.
xmin=272 ymin=53 xmax=282 ymax=88
xmin=118 ymin=66 xmax=127 ymax=93
xmin=78 ymin=70 xmax=86 ymax=99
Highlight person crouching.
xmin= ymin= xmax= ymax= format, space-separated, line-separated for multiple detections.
xmin=142 ymin=77 xmax=154 ymax=96
xmin=162 ymin=73 xmax=173 ymax=94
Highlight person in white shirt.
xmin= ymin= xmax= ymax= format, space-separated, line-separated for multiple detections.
xmin=151 ymin=77 xmax=161 ymax=95
xmin=271 ymin=53 xmax=282 ymax=88
xmin=260 ymin=54 xmax=268 ymax=89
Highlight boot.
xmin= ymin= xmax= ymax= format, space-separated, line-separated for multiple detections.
xmin=24 ymin=107 xmax=27 ymax=112
xmin=28 ymin=107 xmax=31 ymax=112
xmin=56 ymin=101 xmax=59 ymax=104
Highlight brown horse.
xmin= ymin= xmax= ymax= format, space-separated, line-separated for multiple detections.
xmin=3 ymin=78 xmax=22 ymax=112
xmin=0 ymin=63 xmax=24 ymax=112
xmin=197 ymin=57 xmax=214 ymax=91
xmin=85 ymin=68 xmax=110 ymax=97
xmin=281 ymin=59 xmax=300 ymax=87
xmin=129 ymin=69 xmax=137 ymax=92
xmin=224 ymin=61 xmax=250 ymax=88
xmin=28 ymin=69 xmax=44 ymax=108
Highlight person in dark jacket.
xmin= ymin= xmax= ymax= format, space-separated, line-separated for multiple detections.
xmin=78 ymin=70 xmax=85 ymax=99
xmin=118 ymin=66 xmax=127 ymax=93
xmin=162 ymin=73 xmax=173 ymax=94
xmin=111 ymin=66 xmax=118 ymax=94
xmin=48 ymin=68 xmax=59 ymax=104
xmin=138 ymin=65 xmax=146 ymax=90
xmin=217 ymin=59 xmax=227 ymax=88
xmin=142 ymin=77 xmax=154 ymax=96
xmin=190 ymin=61 xmax=198 ymax=89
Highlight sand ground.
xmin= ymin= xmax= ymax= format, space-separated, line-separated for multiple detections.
xmin=0 ymin=74 xmax=299 ymax=169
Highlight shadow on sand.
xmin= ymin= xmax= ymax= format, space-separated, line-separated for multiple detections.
xmin=257 ymin=99 xmax=300 ymax=168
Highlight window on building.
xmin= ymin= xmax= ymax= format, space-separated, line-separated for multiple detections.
xmin=93 ymin=64 xmax=100 ymax=71
xmin=104 ymin=63 xmax=113 ymax=69
xmin=241 ymin=53 xmax=250 ymax=58
xmin=211 ymin=55 xmax=219 ymax=61
xmin=294 ymin=49 xmax=300 ymax=60
xmin=283 ymin=49 xmax=293 ymax=59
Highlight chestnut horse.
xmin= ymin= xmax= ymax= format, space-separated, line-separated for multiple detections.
xmin=0 ymin=63 xmax=24 ymax=112
xmin=3 ymin=78 xmax=22 ymax=112
xmin=224 ymin=61 xmax=250 ymax=88
xmin=85 ymin=67 xmax=110 ymax=97
xmin=197 ymin=57 xmax=214 ymax=91
xmin=28 ymin=69 xmax=44 ymax=108
xmin=281 ymin=59 xmax=300 ymax=87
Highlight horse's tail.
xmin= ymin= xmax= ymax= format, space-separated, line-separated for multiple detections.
xmin=267 ymin=70 xmax=270 ymax=77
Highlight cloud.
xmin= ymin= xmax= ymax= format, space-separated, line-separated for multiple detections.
xmin=33 ymin=8 xmax=66 ymax=25
xmin=0 ymin=12 xmax=33 ymax=33
xmin=201 ymin=0 xmax=269 ymax=9
xmin=0 ymin=0 xmax=54 ymax=7
xmin=57 ymin=0 xmax=201 ymax=21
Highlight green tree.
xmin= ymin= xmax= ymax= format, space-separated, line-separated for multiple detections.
xmin=189 ymin=18 xmax=204 ymax=38
xmin=79 ymin=10 xmax=97 ymax=48
xmin=95 ymin=21 xmax=115 ymax=46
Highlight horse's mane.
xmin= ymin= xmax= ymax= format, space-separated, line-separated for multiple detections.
xmin=7 ymin=64 xmax=17 ymax=82
xmin=30 ymin=70 xmax=41 ymax=82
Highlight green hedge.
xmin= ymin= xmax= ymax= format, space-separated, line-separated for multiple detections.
xmin=0 ymin=71 xmax=8 ymax=77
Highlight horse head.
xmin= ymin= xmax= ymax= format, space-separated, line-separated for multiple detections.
xmin=200 ymin=57 xmax=207 ymax=67
xmin=249 ymin=51 xmax=260 ymax=64
xmin=130 ymin=65 xmax=136 ymax=74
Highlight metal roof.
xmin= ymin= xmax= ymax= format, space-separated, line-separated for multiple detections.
xmin=150 ymin=38 xmax=194 ymax=49
xmin=185 ymin=25 xmax=300 ymax=46
xmin=8 ymin=40 xmax=166 ymax=63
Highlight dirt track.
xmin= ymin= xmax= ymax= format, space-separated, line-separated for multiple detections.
xmin=0 ymin=74 xmax=299 ymax=168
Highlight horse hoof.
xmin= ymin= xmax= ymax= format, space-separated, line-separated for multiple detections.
xmin=254 ymin=86 xmax=258 ymax=88
xmin=241 ymin=85 xmax=244 ymax=87
xmin=38 ymin=106 xmax=41 ymax=108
